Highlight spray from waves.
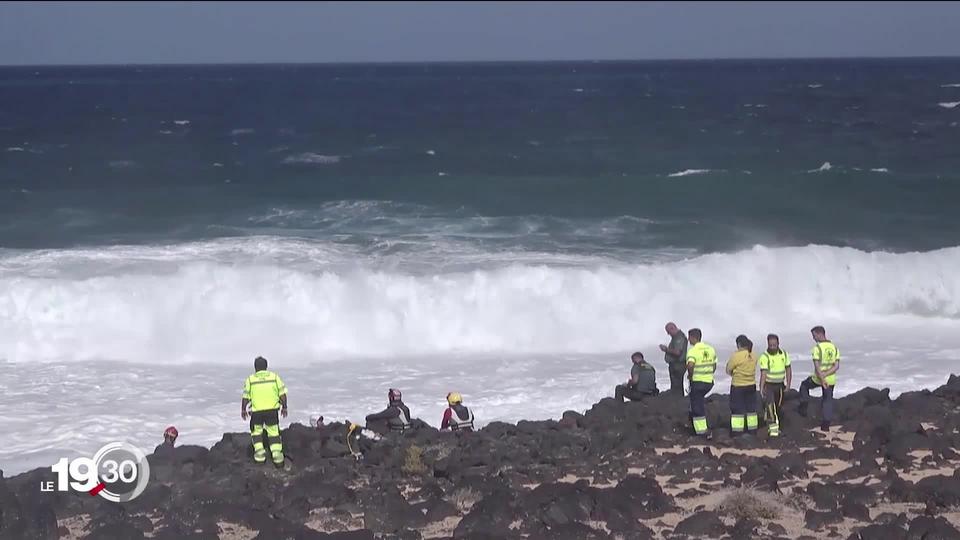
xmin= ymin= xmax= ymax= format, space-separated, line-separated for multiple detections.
xmin=808 ymin=161 xmax=833 ymax=173
xmin=939 ymin=102 xmax=960 ymax=109
xmin=667 ymin=169 xmax=714 ymax=178
xmin=282 ymin=153 xmax=342 ymax=165
xmin=1 ymin=244 xmax=958 ymax=365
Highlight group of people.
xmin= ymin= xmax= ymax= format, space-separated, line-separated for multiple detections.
xmin=235 ymin=357 xmax=475 ymax=466
xmin=614 ymin=322 xmax=840 ymax=439
xmin=157 ymin=324 xmax=839 ymax=466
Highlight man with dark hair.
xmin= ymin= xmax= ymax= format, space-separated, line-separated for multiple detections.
xmin=660 ymin=322 xmax=689 ymax=395
xmin=615 ymin=352 xmax=659 ymax=402
xmin=759 ymin=334 xmax=791 ymax=437
xmin=241 ymin=356 xmax=288 ymax=466
xmin=686 ymin=328 xmax=717 ymax=439
xmin=799 ymin=326 xmax=840 ymax=431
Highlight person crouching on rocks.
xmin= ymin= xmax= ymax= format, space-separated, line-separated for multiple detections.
xmin=441 ymin=392 xmax=475 ymax=432
xmin=615 ymin=352 xmax=659 ymax=402
xmin=365 ymin=388 xmax=413 ymax=435
xmin=727 ymin=335 xmax=759 ymax=436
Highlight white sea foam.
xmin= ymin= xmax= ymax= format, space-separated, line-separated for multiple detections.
xmin=158 ymin=130 xmax=173 ymax=135
xmin=668 ymin=169 xmax=712 ymax=177
xmin=2 ymin=242 xmax=958 ymax=365
xmin=213 ymin=162 xmax=224 ymax=167
xmin=231 ymin=128 xmax=255 ymax=136
xmin=5 ymin=147 xmax=24 ymax=152
xmin=941 ymin=84 xmax=960 ymax=88
xmin=870 ymin=168 xmax=890 ymax=173
xmin=3 ymin=242 xmax=960 ymax=473
xmin=809 ymin=161 xmax=833 ymax=173
xmin=438 ymin=172 xmax=448 ymax=176
xmin=426 ymin=150 xmax=436 ymax=155
xmin=173 ymin=120 xmax=190 ymax=125
xmin=808 ymin=83 xmax=823 ymax=89
xmin=938 ymin=102 xmax=960 ymax=109
xmin=573 ymin=88 xmax=584 ymax=93
xmin=282 ymin=153 xmax=341 ymax=165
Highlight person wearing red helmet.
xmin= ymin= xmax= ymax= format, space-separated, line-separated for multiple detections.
xmin=365 ymin=388 xmax=412 ymax=435
xmin=153 ymin=425 xmax=179 ymax=457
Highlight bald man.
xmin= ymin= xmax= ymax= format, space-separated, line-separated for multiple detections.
xmin=660 ymin=322 xmax=689 ymax=395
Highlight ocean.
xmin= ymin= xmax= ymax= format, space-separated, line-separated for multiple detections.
xmin=2 ymin=59 xmax=960 ymax=473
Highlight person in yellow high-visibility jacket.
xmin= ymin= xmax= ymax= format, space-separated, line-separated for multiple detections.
xmin=685 ymin=328 xmax=717 ymax=440
xmin=241 ymin=356 xmax=288 ymax=466
xmin=726 ymin=335 xmax=758 ymax=436
xmin=759 ymin=334 xmax=792 ymax=438
xmin=798 ymin=326 xmax=840 ymax=432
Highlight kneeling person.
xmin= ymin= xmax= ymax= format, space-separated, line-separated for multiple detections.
xmin=365 ymin=388 xmax=413 ymax=434
xmin=615 ymin=352 xmax=659 ymax=402
xmin=441 ymin=392 xmax=475 ymax=431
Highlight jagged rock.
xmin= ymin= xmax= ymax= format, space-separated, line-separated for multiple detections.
xmin=674 ymin=511 xmax=726 ymax=537
xmin=805 ymin=509 xmax=843 ymax=530
xmin=841 ymin=500 xmax=871 ymax=522
xmin=807 ymin=482 xmax=841 ymax=510
xmin=454 ymin=488 xmax=521 ymax=539
xmin=767 ymin=522 xmax=788 ymax=535
xmin=362 ymin=487 xmax=426 ymax=534
xmin=907 ymin=516 xmax=960 ymax=539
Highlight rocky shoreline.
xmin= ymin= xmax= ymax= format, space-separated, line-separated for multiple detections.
xmin=3 ymin=376 xmax=960 ymax=540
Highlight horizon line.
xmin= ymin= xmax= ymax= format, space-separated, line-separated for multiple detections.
xmin=2 ymin=54 xmax=960 ymax=69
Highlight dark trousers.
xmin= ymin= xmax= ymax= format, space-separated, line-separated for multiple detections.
xmin=668 ymin=362 xmax=687 ymax=394
xmin=688 ymin=381 xmax=713 ymax=434
xmin=729 ymin=385 xmax=758 ymax=433
xmin=615 ymin=384 xmax=659 ymax=402
xmin=763 ymin=382 xmax=786 ymax=426
xmin=799 ymin=377 xmax=834 ymax=423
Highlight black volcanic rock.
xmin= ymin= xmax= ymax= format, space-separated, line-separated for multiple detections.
xmin=674 ymin=511 xmax=726 ymax=537
xmin=5 ymin=376 xmax=960 ymax=539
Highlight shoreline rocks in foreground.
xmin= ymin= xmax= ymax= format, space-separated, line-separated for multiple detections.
xmin=3 ymin=376 xmax=960 ymax=540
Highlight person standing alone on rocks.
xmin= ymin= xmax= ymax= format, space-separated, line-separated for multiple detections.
xmin=241 ymin=356 xmax=288 ymax=467
xmin=615 ymin=352 xmax=659 ymax=402
xmin=799 ymin=326 xmax=840 ymax=431
xmin=660 ymin=322 xmax=689 ymax=395
xmin=686 ymin=328 xmax=717 ymax=439
xmin=726 ymin=335 xmax=759 ymax=436
xmin=758 ymin=334 xmax=791 ymax=438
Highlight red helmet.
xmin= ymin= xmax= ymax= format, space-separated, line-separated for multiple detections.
xmin=388 ymin=388 xmax=402 ymax=403
xmin=164 ymin=426 xmax=178 ymax=438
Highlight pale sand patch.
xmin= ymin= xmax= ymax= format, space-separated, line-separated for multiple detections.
xmin=420 ymin=517 xmax=463 ymax=539
xmin=584 ymin=520 xmax=612 ymax=534
xmin=810 ymin=427 xmax=855 ymax=451
xmin=555 ymin=474 xmax=616 ymax=488
xmin=809 ymin=458 xmax=849 ymax=477
xmin=901 ymin=466 xmax=957 ymax=482
xmin=655 ymin=445 xmax=781 ymax=458
xmin=922 ymin=422 xmax=938 ymax=431
xmin=218 ymin=522 xmax=257 ymax=540
xmin=57 ymin=514 xmax=90 ymax=540
xmin=304 ymin=507 xmax=364 ymax=533
xmin=909 ymin=450 xmax=934 ymax=460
